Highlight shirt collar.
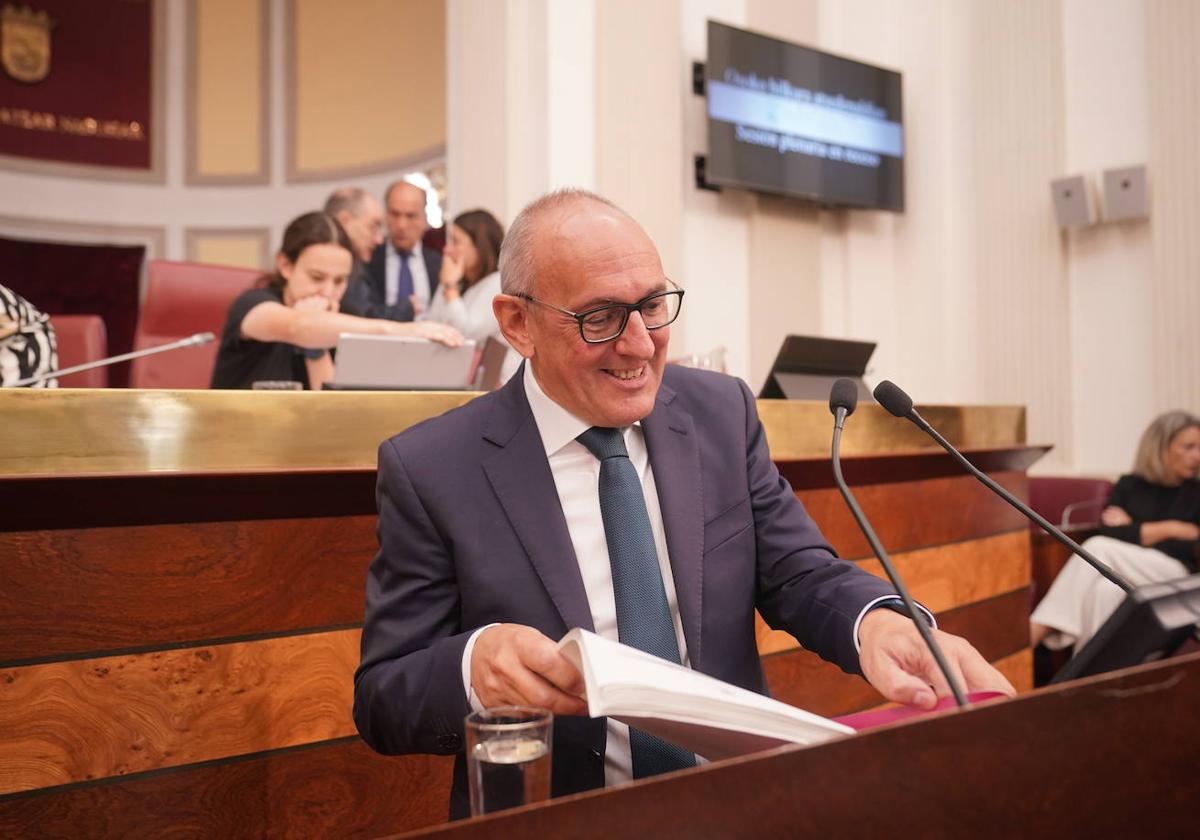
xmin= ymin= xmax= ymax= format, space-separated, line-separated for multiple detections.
xmin=388 ymin=240 xmax=423 ymax=259
xmin=522 ymin=361 xmax=641 ymax=458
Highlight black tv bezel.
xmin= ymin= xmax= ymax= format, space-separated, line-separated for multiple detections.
xmin=703 ymin=20 xmax=906 ymax=213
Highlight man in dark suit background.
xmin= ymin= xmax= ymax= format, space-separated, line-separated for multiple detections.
xmin=353 ymin=189 xmax=1013 ymax=818
xmin=324 ymin=186 xmax=384 ymax=318
xmin=363 ymin=180 xmax=442 ymax=321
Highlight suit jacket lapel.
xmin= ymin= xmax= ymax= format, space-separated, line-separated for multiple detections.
xmin=481 ymin=370 xmax=595 ymax=634
xmin=642 ymin=383 xmax=704 ymax=671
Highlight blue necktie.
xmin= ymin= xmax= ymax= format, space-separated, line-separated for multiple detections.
xmin=396 ymin=250 xmax=414 ymax=305
xmin=576 ymin=426 xmax=696 ymax=778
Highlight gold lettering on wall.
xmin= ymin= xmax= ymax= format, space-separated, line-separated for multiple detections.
xmin=0 ymin=107 xmax=144 ymax=140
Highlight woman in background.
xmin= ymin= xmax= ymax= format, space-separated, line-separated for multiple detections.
xmin=1031 ymin=410 xmax=1200 ymax=653
xmin=212 ymin=211 xmax=462 ymax=390
xmin=0 ymin=283 xmax=56 ymax=388
xmin=426 ymin=209 xmax=518 ymax=383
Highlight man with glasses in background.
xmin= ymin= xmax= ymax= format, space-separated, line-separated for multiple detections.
xmin=354 ymin=189 xmax=1012 ymax=819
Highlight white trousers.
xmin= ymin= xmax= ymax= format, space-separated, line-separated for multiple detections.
xmin=1031 ymin=535 xmax=1189 ymax=653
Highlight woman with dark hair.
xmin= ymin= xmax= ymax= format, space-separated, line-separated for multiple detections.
xmin=211 ymin=211 xmax=462 ymax=390
xmin=427 ymin=208 xmax=517 ymax=382
xmin=1031 ymin=410 xmax=1200 ymax=653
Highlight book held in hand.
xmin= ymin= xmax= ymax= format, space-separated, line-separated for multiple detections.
xmin=557 ymin=628 xmax=855 ymax=761
xmin=558 ymin=628 xmax=1006 ymax=762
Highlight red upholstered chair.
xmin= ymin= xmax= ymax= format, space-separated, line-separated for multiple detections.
xmin=129 ymin=260 xmax=262 ymax=388
xmin=1029 ymin=476 xmax=1115 ymax=530
xmin=48 ymin=314 xmax=109 ymax=387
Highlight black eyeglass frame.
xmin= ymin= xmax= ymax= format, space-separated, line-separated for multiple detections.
xmin=515 ymin=283 xmax=685 ymax=344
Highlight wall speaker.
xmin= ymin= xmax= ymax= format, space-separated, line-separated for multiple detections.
xmin=1050 ymin=175 xmax=1095 ymax=229
xmin=1102 ymin=165 xmax=1148 ymax=222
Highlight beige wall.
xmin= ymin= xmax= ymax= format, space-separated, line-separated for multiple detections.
xmin=191 ymin=0 xmax=267 ymax=181
xmin=290 ymin=0 xmax=445 ymax=178
xmin=0 ymin=0 xmax=445 ymax=285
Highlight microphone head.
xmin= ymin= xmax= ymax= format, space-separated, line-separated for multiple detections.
xmin=873 ymin=380 xmax=914 ymax=418
xmin=829 ymin=378 xmax=859 ymax=417
xmin=192 ymin=332 xmax=216 ymax=345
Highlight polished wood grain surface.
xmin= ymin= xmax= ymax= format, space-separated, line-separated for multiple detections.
xmin=0 ymin=469 xmax=377 ymax=532
xmin=401 ymin=653 xmax=1200 ymax=839
xmin=0 ymin=516 xmax=376 ymax=665
xmin=757 ymin=530 xmax=1030 ymax=654
xmin=0 ymin=388 xmax=1035 ymax=837
xmin=0 ymin=630 xmax=360 ymax=793
xmin=0 ymin=740 xmax=453 ymax=840
xmin=778 ymin=446 xmax=1046 ymax=490
xmin=0 ymin=389 xmax=479 ymax=477
xmin=762 ymin=588 xmax=1032 ymax=715
xmin=0 ymin=389 xmax=1024 ymax=477
xmin=795 ymin=471 xmax=1028 ymax=559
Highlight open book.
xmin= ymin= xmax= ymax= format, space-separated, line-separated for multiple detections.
xmin=558 ymin=628 xmax=855 ymax=761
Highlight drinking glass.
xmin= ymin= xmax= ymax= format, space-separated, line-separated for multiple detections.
xmin=465 ymin=706 xmax=553 ymax=816
xmin=250 ymin=380 xmax=303 ymax=391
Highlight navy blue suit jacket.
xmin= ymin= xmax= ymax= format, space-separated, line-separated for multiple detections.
xmin=353 ymin=364 xmax=897 ymax=818
xmin=360 ymin=242 xmax=442 ymax=321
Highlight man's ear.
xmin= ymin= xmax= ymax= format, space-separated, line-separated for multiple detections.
xmin=492 ymin=294 xmax=534 ymax=359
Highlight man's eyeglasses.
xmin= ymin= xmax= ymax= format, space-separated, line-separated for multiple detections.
xmin=516 ymin=284 xmax=684 ymax=344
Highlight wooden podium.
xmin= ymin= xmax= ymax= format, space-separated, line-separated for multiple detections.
xmin=0 ymin=388 xmax=1065 ymax=837
xmin=397 ymin=651 xmax=1200 ymax=838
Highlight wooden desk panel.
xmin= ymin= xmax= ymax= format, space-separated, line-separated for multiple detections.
xmin=0 ymin=391 xmax=1034 ymax=838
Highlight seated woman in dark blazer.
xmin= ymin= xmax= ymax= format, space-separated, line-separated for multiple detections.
xmin=1031 ymin=410 xmax=1200 ymax=653
xmin=212 ymin=211 xmax=462 ymax=390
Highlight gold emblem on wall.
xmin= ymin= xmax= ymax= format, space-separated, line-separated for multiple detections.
xmin=1 ymin=4 xmax=55 ymax=84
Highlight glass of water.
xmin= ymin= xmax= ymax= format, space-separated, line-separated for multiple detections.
xmin=465 ymin=706 xmax=553 ymax=816
xmin=250 ymin=380 xmax=303 ymax=391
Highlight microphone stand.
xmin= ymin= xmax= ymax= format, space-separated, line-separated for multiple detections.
xmin=10 ymin=332 xmax=216 ymax=388
xmin=894 ymin=404 xmax=1134 ymax=595
xmin=831 ymin=405 xmax=968 ymax=707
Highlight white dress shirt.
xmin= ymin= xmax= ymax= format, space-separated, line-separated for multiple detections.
xmin=463 ymin=362 xmax=687 ymax=786
xmin=384 ymin=240 xmax=432 ymax=311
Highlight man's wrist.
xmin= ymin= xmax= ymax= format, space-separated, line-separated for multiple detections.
xmin=461 ymin=623 xmax=499 ymax=712
xmin=853 ymin=596 xmax=936 ymax=653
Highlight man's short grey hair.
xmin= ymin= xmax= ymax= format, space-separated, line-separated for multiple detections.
xmin=324 ymin=186 xmax=370 ymax=218
xmin=499 ymin=188 xmax=624 ymax=297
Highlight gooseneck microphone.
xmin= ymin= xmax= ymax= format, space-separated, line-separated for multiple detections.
xmin=828 ymin=378 xmax=967 ymax=707
xmin=11 ymin=332 xmax=217 ymax=388
xmin=871 ymin=380 xmax=1134 ymax=594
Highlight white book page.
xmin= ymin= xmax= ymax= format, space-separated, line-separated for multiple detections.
xmin=558 ymin=629 xmax=853 ymax=760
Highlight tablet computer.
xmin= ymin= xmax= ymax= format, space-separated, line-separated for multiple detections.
xmin=331 ymin=333 xmax=477 ymax=390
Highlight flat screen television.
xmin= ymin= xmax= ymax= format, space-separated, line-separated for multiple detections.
xmin=704 ymin=20 xmax=905 ymax=211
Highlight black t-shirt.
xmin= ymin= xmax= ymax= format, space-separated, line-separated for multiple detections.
xmin=1099 ymin=474 xmax=1200 ymax=571
xmin=210 ymin=286 xmax=310 ymax=389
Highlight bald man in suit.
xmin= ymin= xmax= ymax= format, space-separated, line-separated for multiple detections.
xmin=353 ymin=189 xmax=1013 ymax=819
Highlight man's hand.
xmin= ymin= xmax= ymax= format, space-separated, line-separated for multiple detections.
xmin=471 ymin=624 xmax=588 ymax=716
xmin=858 ymin=608 xmax=1015 ymax=709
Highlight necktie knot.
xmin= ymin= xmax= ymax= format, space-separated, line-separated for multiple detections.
xmin=577 ymin=426 xmax=628 ymax=461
